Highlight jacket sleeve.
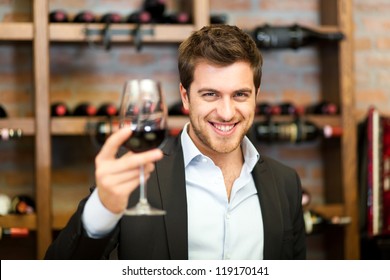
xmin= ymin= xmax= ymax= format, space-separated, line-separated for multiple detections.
xmin=44 ymin=194 xmax=120 ymax=260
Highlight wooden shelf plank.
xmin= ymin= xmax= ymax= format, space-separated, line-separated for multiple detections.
xmin=51 ymin=117 xmax=106 ymax=135
xmin=48 ymin=23 xmax=343 ymax=43
xmin=0 ymin=214 xmax=37 ymax=229
xmin=49 ymin=23 xmax=195 ymax=43
xmin=0 ymin=23 xmax=33 ymax=40
xmin=310 ymin=203 xmax=345 ymax=220
xmin=0 ymin=118 xmax=35 ymax=136
xmin=50 ymin=115 xmax=342 ymax=135
xmin=0 ymin=116 xmax=341 ymax=137
xmin=305 ymin=24 xmax=343 ymax=35
xmin=0 ymin=204 xmax=345 ymax=230
xmin=51 ymin=204 xmax=347 ymax=231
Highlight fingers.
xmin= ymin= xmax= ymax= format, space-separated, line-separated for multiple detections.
xmin=97 ymin=161 xmax=156 ymax=190
xmin=96 ymin=127 xmax=132 ymax=162
xmin=94 ymin=128 xmax=163 ymax=213
xmin=95 ymin=161 xmax=157 ymax=213
xmin=112 ymin=148 xmax=163 ymax=173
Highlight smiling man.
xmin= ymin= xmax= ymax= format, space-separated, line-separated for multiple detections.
xmin=180 ymin=61 xmax=257 ymax=200
xmin=45 ymin=25 xmax=306 ymax=260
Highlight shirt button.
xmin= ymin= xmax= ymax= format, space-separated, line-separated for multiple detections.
xmin=225 ymin=254 xmax=230 ymax=260
xmin=226 ymin=213 xmax=231 ymax=220
xmin=201 ymin=158 xmax=207 ymax=163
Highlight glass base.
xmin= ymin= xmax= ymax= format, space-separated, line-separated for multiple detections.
xmin=123 ymin=201 xmax=166 ymax=216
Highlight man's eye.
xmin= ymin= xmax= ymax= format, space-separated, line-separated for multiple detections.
xmin=203 ymin=92 xmax=216 ymax=97
xmin=234 ymin=92 xmax=250 ymax=99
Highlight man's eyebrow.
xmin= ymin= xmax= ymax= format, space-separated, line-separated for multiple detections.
xmin=197 ymin=88 xmax=219 ymax=93
xmin=197 ymin=87 xmax=253 ymax=93
xmin=234 ymin=88 xmax=252 ymax=92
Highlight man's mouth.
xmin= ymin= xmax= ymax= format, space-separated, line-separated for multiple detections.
xmin=211 ymin=122 xmax=236 ymax=132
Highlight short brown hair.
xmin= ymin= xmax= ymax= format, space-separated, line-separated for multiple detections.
xmin=178 ymin=24 xmax=263 ymax=93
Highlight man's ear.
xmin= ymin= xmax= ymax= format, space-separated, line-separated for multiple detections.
xmin=179 ymin=83 xmax=190 ymax=111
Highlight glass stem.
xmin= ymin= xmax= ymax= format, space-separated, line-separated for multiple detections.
xmin=139 ymin=165 xmax=147 ymax=204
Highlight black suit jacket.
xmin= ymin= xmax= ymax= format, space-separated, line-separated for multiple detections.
xmin=45 ymin=136 xmax=306 ymax=260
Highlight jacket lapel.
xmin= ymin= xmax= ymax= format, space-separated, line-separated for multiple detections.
xmin=156 ymin=138 xmax=285 ymax=260
xmin=252 ymin=156 xmax=284 ymax=260
xmin=156 ymin=136 xmax=188 ymax=259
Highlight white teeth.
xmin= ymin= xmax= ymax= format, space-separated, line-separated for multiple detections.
xmin=214 ymin=123 xmax=234 ymax=132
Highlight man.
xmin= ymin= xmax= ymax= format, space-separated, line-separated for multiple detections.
xmin=45 ymin=24 xmax=306 ymax=260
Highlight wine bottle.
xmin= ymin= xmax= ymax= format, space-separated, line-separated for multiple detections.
xmin=303 ymin=210 xmax=351 ymax=234
xmin=73 ymin=103 xmax=97 ymax=116
xmin=143 ymin=0 xmax=166 ymax=22
xmin=305 ymin=101 xmax=339 ymax=115
xmin=255 ymin=102 xmax=273 ymax=116
xmin=10 ymin=195 xmax=35 ymax=215
xmin=278 ymin=102 xmax=305 ymax=116
xmin=51 ymin=102 xmax=70 ymax=117
xmin=0 ymin=104 xmax=7 ymax=118
xmin=123 ymin=129 xmax=166 ymax=153
xmin=267 ymin=102 xmax=296 ymax=115
xmin=1 ymin=128 xmax=23 ymax=141
xmin=100 ymin=12 xmax=123 ymax=24
xmin=168 ymin=102 xmax=189 ymax=116
xmin=49 ymin=10 xmax=69 ymax=23
xmin=73 ymin=10 xmax=96 ymax=23
xmin=0 ymin=193 xmax=11 ymax=215
xmin=301 ymin=189 xmax=311 ymax=208
xmin=210 ymin=14 xmax=228 ymax=24
xmin=251 ymin=24 xmax=344 ymax=49
xmin=163 ymin=12 xmax=191 ymax=24
xmin=126 ymin=11 xmax=152 ymax=24
xmin=254 ymin=118 xmax=342 ymax=143
xmin=96 ymin=103 xmax=118 ymax=117
xmin=0 ymin=227 xmax=29 ymax=239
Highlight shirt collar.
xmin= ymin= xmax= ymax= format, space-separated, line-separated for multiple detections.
xmin=180 ymin=122 xmax=260 ymax=171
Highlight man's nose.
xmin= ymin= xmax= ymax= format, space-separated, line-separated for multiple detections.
xmin=217 ymin=97 xmax=235 ymax=121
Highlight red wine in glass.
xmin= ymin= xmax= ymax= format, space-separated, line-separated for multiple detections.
xmin=119 ymin=79 xmax=167 ymax=215
xmin=123 ymin=129 xmax=166 ymax=153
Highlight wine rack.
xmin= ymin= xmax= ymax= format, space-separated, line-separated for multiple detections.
xmin=0 ymin=0 xmax=358 ymax=259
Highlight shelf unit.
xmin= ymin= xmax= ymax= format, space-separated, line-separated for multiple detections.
xmin=0 ymin=0 xmax=358 ymax=259
xmin=320 ymin=0 xmax=358 ymax=259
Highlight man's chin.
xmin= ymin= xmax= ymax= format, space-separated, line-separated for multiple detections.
xmin=210 ymin=140 xmax=241 ymax=154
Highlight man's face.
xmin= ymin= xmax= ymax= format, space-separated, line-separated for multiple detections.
xmin=180 ymin=61 xmax=257 ymax=157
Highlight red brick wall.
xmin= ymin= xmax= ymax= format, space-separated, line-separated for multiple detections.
xmin=354 ymin=0 xmax=390 ymax=118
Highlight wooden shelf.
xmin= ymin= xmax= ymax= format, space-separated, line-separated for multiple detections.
xmin=0 ymin=115 xmax=345 ymax=138
xmin=0 ymin=0 xmax=359 ymax=260
xmin=310 ymin=203 xmax=344 ymax=219
xmin=0 ymin=23 xmax=33 ymax=40
xmin=304 ymin=24 xmax=343 ymax=35
xmin=0 ymin=214 xmax=37 ymax=229
xmin=0 ymin=118 xmax=35 ymax=136
xmin=47 ymin=23 xmax=344 ymax=45
xmin=49 ymin=23 xmax=195 ymax=43
xmin=51 ymin=203 xmax=347 ymax=231
xmin=49 ymin=115 xmax=342 ymax=135
xmin=0 ymin=204 xmax=345 ymax=230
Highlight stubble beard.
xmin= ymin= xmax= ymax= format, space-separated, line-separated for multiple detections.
xmin=189 ymin=114 xmax=249 ymax=155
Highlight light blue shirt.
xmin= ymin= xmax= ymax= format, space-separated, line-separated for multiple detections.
xmin=83 ymin=124 xmax=263 ymax=259
xmin=181 ymin=124 xmax=263 ymax=260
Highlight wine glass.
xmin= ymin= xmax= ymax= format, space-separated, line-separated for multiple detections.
xmin=119 ymin=79 xmax=167 ymax=216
